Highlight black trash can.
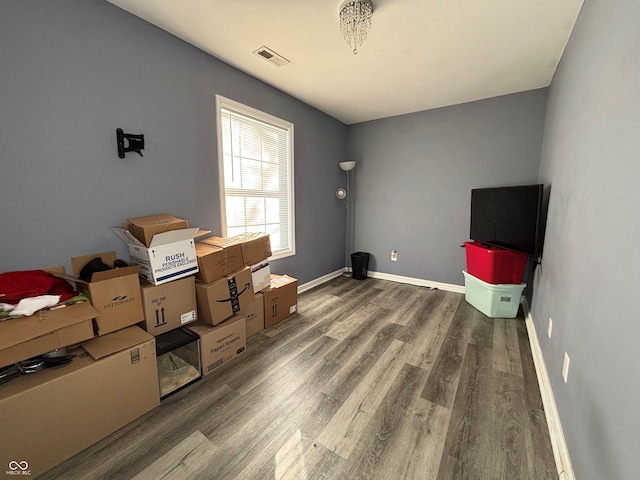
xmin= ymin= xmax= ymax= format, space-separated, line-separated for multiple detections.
xmin=351 ymin=252 xmax=370 ymax=280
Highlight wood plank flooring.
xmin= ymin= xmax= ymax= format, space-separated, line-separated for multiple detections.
xmin=38 ymin=276 xmax=556 ymax=480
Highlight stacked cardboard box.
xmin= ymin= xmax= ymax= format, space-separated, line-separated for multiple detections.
xmin=0 ymin=266 xmax=99 ymax=368
xmin=0 ymin=326 xmax=159 ymax=478
xmin=200 ymin=232 xmax=271 ymax=266
xmin=188 ymin=233 xmax=274 ymax=372
xmin=113 ymin=214 xmax=206 ymax=400
xmin=197 ymin=233 xmax=300 ymax=332
xmin=245 ymin=292 xmax=265 ymax=337
xmin=113 ymin=214 xmax=207 ymax=286
xmin=139 ymin=276 xmax=198 ymax=336
xmin=250 ymin=261 xmax=271 ymax=294
xmin=188 ymin=314 xmax=246 ymax=376
xmin=0 ymin=273 xmax=159 ymax=479
xmin=0 ymin=213 xmax=214 ymax=478
xmin=124 ymin=214 xmax=189 ymax=247
xmin=195 ymin=267 xmax=254 ymax=326
xmin=200 ymin=233 xmax=272 ymax=293
xmin=263 ymin=274 xmax=298 ymax=328
xmin=112 ymin=214 xmax=201 ymax=336
xmin=54 ymin=251 xmax=144 ymax=336
xmin=0 ymin=220 xmax=306 ymax=478
xmin=194 ymin=233 xmax=273 ymax=328
xmin=194 ymin=241 xmax=244 ymax=284
xmin=0 ymin=299 xmax=97 ymax=369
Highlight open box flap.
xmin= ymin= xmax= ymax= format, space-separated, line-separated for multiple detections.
xmin=112 ymin=227 xmax=144 ymax=247
xmin=149 ymin=228 xmax=210 ymax=247
xmin=200 ymin=235 xmax=242 ymax=248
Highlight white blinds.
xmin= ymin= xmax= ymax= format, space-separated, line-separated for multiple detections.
xmin=218 ymin=99 xmax=294 ymax=257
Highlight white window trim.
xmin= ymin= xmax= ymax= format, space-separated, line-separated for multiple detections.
xmin=215 ymin=94 xmax=295 ymax=261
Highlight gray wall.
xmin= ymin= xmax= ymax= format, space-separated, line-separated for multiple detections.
xmin=532 ymin=0 xmax=640 ymax=478
xmin=347 ymin=90 xmax=547 ymax=286
xmin=4 ymin=1 xmax=637 ymax=477
xmin=0 ymin=0 xmax=347 ymax=285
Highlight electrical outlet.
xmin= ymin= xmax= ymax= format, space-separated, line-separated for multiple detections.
xmin=562 ymin=352 xmax=570 ymax=383
xmin=547 ymin=318 xmax=553 ymax=338
xmin=391 ymin=250 xmax=398 ymax=261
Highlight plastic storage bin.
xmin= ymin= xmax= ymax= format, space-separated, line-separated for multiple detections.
xmin=464 ymin=241 xmax=528 ymax=284
xmin=462 ymin=270 xmax=525 ymax=318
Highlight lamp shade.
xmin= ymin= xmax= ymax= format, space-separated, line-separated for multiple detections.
xmin=339 ymin=161 xmax=356 ymax=171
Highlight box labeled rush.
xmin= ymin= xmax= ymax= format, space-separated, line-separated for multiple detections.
xmin=113 ymin=227 xmax=204 ymax=285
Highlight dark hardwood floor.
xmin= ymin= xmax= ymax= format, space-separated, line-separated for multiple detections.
xmin=39 ymin=276 xmax=557 ymax=479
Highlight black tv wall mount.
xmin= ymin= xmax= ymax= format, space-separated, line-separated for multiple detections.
xmin=116 ymin=128 xmax=144 ymax=158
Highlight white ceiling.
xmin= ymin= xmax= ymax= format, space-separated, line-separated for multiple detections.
xmin=107 ymin=0 xmax=584 ymax=125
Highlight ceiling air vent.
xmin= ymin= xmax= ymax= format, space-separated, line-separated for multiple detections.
xmin=253 ymin=46 xmax=289 ymax=67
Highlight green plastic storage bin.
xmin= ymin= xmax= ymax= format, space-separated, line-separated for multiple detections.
xmin=462 ymin=270 xmax=525 ymax=318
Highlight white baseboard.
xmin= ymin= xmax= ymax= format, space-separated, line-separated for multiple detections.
xmin=297 ymin=268 xmax=346 ymax=293
xmin=367 ymin=270 xmax=466 ymax=294
xmin=297 ymin=268 xmax=465 ymax=294
xmin=522 ymin=300 xmax=575 ymax=480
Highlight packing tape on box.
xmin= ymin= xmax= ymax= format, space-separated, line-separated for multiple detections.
xmin=216 ymin=275 xmax=251 ymax=313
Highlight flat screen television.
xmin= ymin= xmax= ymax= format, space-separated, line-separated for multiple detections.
xmin=470 ymin=184 xmax=544 ymax=257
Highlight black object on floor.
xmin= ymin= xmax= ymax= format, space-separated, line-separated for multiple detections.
xmin=351 ymin=252 xmax=370 ymax=280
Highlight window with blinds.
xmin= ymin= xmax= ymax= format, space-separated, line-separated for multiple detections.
xmin=216 ymin=95 xmax=295 ymax=259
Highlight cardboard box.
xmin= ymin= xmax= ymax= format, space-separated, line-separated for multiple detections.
xmin=250 ymin=260 xmax=271 ymax=293
xmin=125 ymin=213 xmax=189 ymax=247
xmin=140 ymin=276 xmax=197 ymax=336
xmin=0 ymin=326 xmax=159 ymax=479
xmin=263 ymin=274 xmax=298 ymax=328
xmin=113 ymin=226 xmax=203 ymax=285
xmin=194 ymin=241 xmax=244 ymax=284
xmin=0 ymin=301 xmax=97 ymax=368
xmin=238 ymin=232 xmax=272 ymax=266
xmin=246 ymin=292 xmax=265 ymax=337
xmin=201 ymin=232 xmax=272 ymax=267
xmin=55 ymin=251 xmax=144 ymax=335
xmin=188 ymin=315 xmax=246 ymax=376
xmin=195 ymin=267 xmax=254 ymax=326
xmin=82 ymin=324 xmax=155 ymax=361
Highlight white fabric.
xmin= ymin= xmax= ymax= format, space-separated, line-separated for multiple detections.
xmin=0 ymin=303 xmax=16 ymax=312
xmin=10 ymin=295 xmax=61 ymax=317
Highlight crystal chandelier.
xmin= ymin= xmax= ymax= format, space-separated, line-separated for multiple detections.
xmin=339 ymin=0 xmax=374 ymax=55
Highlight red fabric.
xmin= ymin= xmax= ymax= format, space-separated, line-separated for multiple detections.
xmin=0 ymin=270 xmax=78 ymax=303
